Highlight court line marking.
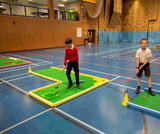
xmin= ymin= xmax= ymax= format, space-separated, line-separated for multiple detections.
xmin=103 ymin=52 xmax=135 ymax=58
xmin=109 ymin=82 xmax=136 ymax=90
xmin=44 ymin=50 xmax=65 ymax=53
xmin=0 ymin=60 xmax=52 ymax=71
xmin=150 ymin=57 xmax=160 ymax=63
xmin=110 ymin=76 xmax=120 ymax=81
xmin=0 ymin=108 xmax=53 ymax=134
xmin=0 ymin=64 xmax=32 ymax=71
xmin=54 ymin=107 xmax=106 ymax=134
xmin=0 ymin=75 xmax=48 ymax=85
xmin=0 ymin=63 xmax=36 ymax=71
xmin=85 ymin=46 xmax=139 ymax=56
xmin=0 ymin=66 xmax=157 ymax=134
xmin=79 ymin=67 xmax=160 ymax=86
xmin=0 ymin=53 xmax=52 ymax=72
xmin=0 ymin=75 xmax=33 ymax=85
xmin=0 ymin=79 xmax=28 ymax=95
xmin=79 ymin=68 xmax=130 ymax=79
xmin=1 ymin=67 xmax=159 ymax=94
xmin=1 ymin=66 xmax=159 ymax=88
xmin=1 ymin=45 xmax=156 ymax=132
xmin=6 ymin=54 xmax=52 ymax=63
xmin=103 ymin=55 xmax=135 ymax=59
xmin=0 ymin=78 xmax=106 ymax=134
xmin=109 ymin=82 xmax=151 ymax=93
xmin=0 ymin=65 xmax=37 ymax=73
xmin=102 ymin=54 xmax=158 ymax=64
xmin=102 ymin=57 xmax=137 ymax=62
xmin=2 ymin=73 xmax=28 ymax=79
xmin=0 ymin=65 xmax=62 ymax=80
xmin=0 ymin=66 xmax=138 ymax=134
xmin=0 ymin=62 xmax=52 ymax=73
xmin=44 ymin=48 xmax=65 ymax=51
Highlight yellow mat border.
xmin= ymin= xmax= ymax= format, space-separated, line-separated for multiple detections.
xmin=28 ymin=66 xmax=110 ymax=107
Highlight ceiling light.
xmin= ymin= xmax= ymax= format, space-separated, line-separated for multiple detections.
xmin=62 ymin=0 xmax=68 ymax=1
xmin=58 ymin=4 xmax=65 ymax=7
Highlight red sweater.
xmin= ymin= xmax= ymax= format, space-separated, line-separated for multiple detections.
xmin=64 ymin=46 xmax=79 ymax=66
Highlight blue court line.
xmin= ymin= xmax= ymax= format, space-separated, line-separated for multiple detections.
xmin=1 ymin=73 xmax=28 ymax=79
xmin=0 ymin=79 xmax=28 ymax=95
xmin=54 ymin=107 xmax=106 ymax=134
xmin=0 ymin=79 xmax=106 ymax=134
xmin=0 ymin=75 xmax=34 ymax=85
xmin=0 ymin=108 xmax=53 ymax=134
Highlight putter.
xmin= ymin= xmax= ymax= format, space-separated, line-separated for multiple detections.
xmin=55 ymin=69 xmax=64 ymax=89
xmin=124 ymin=73 xmax=138 ymax=93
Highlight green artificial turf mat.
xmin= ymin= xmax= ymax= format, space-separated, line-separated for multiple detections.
xmin=131 ymin=91 xmax=160 ymax=112
xmin=29 ymin=67 xmax=109 ymax=106
xmin=0 ymin=57 xmax=25 ymax=67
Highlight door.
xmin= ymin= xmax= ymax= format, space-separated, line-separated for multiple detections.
xmin=88 ymin=30 xmax=95 ymax=43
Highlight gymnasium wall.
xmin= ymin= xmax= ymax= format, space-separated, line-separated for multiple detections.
xmin=0 ymin=16 xmax=53 ymax=52
xmin=0 ymin=0 xmax=98 ymax=52
xmin=99 ymin=0 xmax=122 ymax=31
xmin=99 ymin=0 xmax=160 ymax=43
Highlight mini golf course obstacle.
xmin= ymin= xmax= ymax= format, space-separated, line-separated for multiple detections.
xmin=153 ymin=45 xmax=160 ymax=53
xmin=0 ymin=56 xmax=31 ymax=68
xmin=73 ymin=80 xmax=85 ymax=83
xmin=122 ymin=89 xmax=160 ymax=117
xmin=28 ymin=66 xmax=109 ymax=107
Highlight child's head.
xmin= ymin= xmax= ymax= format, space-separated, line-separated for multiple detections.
xmin=65 ymin=38 xmax=72 ymax=48
xmin=140 ymin=39 xmax=148 ymax=50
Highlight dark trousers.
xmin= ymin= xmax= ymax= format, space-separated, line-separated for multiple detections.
xmin=66 ymin=62 xmax=79 ymax=86
xmin=137 ymin=62 xmax=151 ymax=77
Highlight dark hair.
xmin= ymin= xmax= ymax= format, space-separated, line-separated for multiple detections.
xmin=140 ymin=38 xmax=148 ymax=44
xmin=65 ymin=38 xmax=72 ymax=44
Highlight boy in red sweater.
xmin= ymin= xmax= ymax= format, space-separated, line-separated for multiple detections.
xmin=63 ymin=38 xmax=80 ymax=89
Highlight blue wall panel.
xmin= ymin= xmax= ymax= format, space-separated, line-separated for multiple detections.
xmin=132 ymin=31 xmax=147 ymax=43
xmin=121 ymin=32 xmax=128 ymax=42
xmin=148 ymin=31 xmax=156 ymax=43
xmin=99 ymin=31 xmax=160 ymax=43
xmin=104 ymin=32 xmax=109 ymax=43
xmin=127 ymin=32 xmax=133 ymax=42
xmin=155 ymin=32 xmax=160 ymax=43
xmin=112 ymin=32 xmax=121 ymax=42
xmin=99 ymin=31 xmax=109 ymax=44
xmin=99 ymin=31 xmax=104 ymax=44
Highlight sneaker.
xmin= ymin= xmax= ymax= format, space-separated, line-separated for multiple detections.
xmin=77 ymin=85 xmax=81 ymax=89
xmin=135 ymin=87 xmax=140 ymax=94
xmin=148 ymin=89 xmax=155 ymax=96
xmin=66 ymin=84 xmax=72 ymax=89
